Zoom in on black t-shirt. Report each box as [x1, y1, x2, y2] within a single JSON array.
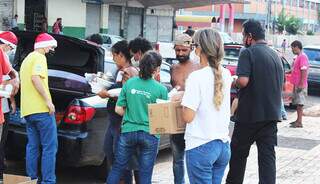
[[235, 43, 284, 123]]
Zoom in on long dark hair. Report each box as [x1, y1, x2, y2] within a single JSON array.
[[139, 51, 162, 80]]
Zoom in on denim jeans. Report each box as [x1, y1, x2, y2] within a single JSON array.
[[280, 99, 287, 119], [104, 113, 133, 184], [25, 113, 58, 184], [170, 134, 185, 184], [107, 131, 159, 184], [186, 140, 230, 184]]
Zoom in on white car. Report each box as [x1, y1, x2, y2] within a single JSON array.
[[100, 34, 124, 50]]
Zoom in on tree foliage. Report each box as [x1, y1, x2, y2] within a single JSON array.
[[276, 8, 302, 35]]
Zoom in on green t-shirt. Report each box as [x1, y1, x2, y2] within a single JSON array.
[[116, 77, 168, 134]]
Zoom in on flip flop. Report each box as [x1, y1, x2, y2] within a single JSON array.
[[289, 121, 296, 125], [289, 123, 303, 128]]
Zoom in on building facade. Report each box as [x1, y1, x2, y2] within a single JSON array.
[[0, 0, 14, 31], [13, 0, 175, 42], [176, 0, 320, 33]]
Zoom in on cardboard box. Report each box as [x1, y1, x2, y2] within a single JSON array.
[[148, 101, 186, 134], [3, 174, 37, 184]]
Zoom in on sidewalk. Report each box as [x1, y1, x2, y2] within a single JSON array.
[[152, 110, 320, 184]]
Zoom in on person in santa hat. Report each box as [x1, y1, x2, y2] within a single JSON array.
[[20, 33, 57, 184], [0, 31, 19, 183]]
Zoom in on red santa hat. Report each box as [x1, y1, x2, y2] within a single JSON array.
[[0, 31, 18, 49], [34, 33, 57, 49]]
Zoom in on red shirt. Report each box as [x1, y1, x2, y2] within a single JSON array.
[[0, 48, 12, 124]]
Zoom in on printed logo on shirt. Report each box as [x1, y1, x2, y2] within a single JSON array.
[[131, 89, 151, 99]]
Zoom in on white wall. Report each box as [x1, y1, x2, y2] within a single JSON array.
[[47, 0, 86, 27]]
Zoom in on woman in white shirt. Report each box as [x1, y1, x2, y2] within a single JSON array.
[[181, 29, 232, 184]]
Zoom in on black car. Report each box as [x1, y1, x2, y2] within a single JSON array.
[[6, 31, 170, 177], [304, 46, 320, 95]]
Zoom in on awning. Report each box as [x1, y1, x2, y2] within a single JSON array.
[[101, 0, 249, 9]]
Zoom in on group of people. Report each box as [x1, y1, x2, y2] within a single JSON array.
[[0, 30, 58, 184], [0, 17, 309, 184], [9, 14, 62, 34]]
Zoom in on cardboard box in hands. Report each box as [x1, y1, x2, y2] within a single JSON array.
[[148, 101, 186, 134]]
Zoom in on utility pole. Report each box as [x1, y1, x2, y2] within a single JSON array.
[[266, 0, 272, 34]]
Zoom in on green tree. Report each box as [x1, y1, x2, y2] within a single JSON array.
[[276, 8, 287, 33], [285, 16, 303, 35]]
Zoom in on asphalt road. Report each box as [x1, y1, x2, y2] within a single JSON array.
[[4, 94, 320, 184]]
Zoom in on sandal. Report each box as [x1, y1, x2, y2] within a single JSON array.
[[289, 121, 296, 125], [289, 123, 303, 128]]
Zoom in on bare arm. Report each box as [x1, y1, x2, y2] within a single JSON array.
[[182, 106, 196, 124], [9, 96, 16, 114], [235, 76, 249, 89], [299, 70, 307, 88], [115, 105, 125, 116]]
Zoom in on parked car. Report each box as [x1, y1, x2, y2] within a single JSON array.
[[6, 31, 170, 178], [222, 44, 294, 105], [303, 45, 320, 95], [100, 33, 124, 50]]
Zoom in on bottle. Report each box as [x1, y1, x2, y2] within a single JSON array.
[[0, 84, 13, 98]]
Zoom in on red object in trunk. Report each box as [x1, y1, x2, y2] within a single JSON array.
[[64, 105, 96, 124]]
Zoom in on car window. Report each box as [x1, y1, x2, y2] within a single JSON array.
[[281, 57, 291, 73], [304, 48, 320, 64], [102, 36, 112, 44], [160, 69, 171, 84], [104, 61, 118, 78], [220, 32, 234, 44], [224, 47, 241, 59]]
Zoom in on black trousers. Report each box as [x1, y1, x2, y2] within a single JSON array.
[[0, 113, 10, 176], [226, 121, 278, 184]]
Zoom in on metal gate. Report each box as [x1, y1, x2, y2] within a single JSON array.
[[145, 15, 173, 42], [86, 3, 101, 37], [145, 16, 158, 42], [108, 5, 121, 36], [127, 14, 142, 41]]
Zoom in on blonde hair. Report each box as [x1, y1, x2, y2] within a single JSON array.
[[193, 29, 224, 110]]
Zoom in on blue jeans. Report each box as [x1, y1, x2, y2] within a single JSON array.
[[170, 134, 185, 184], [186, 140, 230, 184], [25, 113, 58, 184], [104, 113, 133, 183], [280, 99, 287, 119], [107, 131, 159, 184]]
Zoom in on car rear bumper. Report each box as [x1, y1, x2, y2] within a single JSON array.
[[6, 125, 104, 167]]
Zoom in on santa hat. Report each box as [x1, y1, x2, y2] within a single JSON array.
[[34, 33, 57, 49], [0, 31, 18, 49]]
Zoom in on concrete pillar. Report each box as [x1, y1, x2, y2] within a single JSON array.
[[219, 4, 225, 32], [228, 3, 234, 33], [100, 4, 109, 33]]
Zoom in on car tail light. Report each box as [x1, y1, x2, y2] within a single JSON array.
[[64, 105, 96, 125]]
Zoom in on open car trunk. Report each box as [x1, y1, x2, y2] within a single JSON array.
[[11, 31, 105, 122]]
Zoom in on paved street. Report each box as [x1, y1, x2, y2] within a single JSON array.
[[4, 94, 320, 184]]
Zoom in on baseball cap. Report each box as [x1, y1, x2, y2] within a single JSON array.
[[174, 33, 192, 47]]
